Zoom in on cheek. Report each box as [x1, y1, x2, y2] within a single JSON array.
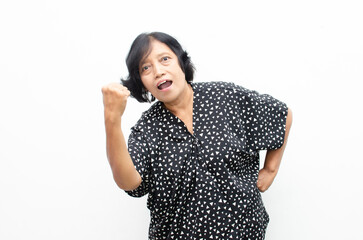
[[177, 69, 186, 82], [141, 77, 152, 90], [172, 65, 185, 80]]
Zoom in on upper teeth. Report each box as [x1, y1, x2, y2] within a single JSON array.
[[158, 80, 167, 87]]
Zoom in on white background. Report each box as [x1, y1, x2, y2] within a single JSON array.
[[1, 0, 362, 239]]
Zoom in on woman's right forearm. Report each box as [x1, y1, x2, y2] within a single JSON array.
[[104, 116, 142, 191]]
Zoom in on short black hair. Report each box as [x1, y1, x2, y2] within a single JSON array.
[[121, 32, 195, 103]]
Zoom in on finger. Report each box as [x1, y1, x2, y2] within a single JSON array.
[[116, 83, 129, 91], [120, 88, 131, 97], [119, 86, 130, 94], [110, 85, 129, 96], [120, 87, 129, 93]]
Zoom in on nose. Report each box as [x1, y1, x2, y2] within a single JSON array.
[[154, 63, 165, 79]]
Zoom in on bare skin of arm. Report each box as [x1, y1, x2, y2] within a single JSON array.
[[257, 108, 293, 192], [102, 83, 141, 191]]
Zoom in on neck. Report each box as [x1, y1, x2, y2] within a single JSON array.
[[164, 84, 193, 115]]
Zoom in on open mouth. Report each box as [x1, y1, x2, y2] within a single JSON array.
[[157, 80, 173, 90]]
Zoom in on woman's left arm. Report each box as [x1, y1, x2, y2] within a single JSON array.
[[257, 108, 293, 192]]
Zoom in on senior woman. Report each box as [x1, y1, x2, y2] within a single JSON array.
[[102, 32, 292, 240]]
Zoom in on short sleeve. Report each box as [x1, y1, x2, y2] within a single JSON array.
[[124, 128, 151, 197], [233, 84, 288, 151]]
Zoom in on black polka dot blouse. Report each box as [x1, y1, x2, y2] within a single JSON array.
[[125, 81, 288, 240]]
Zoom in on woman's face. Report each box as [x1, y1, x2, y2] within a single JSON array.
[[139, 39, 188, 104]]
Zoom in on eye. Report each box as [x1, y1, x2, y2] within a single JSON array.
[[161, 56, 170, 61], [141, 65, 150, 72]]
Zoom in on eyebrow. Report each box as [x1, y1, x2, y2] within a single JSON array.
[[156, 52, 171, 58]]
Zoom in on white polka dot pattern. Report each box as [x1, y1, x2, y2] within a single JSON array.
[[125, 81, 288, 239]]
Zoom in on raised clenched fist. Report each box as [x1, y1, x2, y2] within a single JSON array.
[[101, 83, 130, 119]]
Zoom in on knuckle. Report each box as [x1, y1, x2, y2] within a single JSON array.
[[101, 86, 108, 93]]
